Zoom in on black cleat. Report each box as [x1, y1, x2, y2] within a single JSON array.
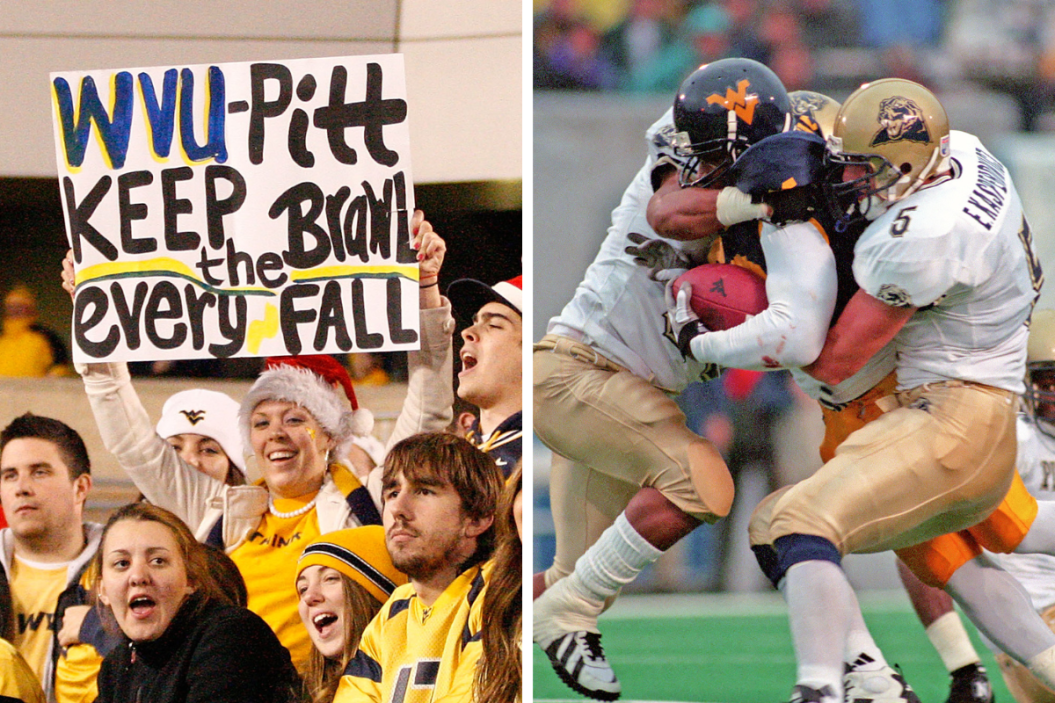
[[946, 663, 993, 703], [790, 684, 837, 703], [542, 630, 621, 701]]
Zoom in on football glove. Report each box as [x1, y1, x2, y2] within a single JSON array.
[[625, 232, 690, 283], [665, 280, 710, 359]]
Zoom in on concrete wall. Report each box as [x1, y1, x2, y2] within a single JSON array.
[[0, 375, 409, 523], [0, 0, 521, 183]]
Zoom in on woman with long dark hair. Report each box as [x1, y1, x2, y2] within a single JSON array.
[[295, 527, 406, 703], [475, 463, 523, 702]]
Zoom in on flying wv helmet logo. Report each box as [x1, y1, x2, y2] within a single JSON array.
[[706, 79, 758, 125], [180, 409, 206, 425], [871, 96, 930, 146]]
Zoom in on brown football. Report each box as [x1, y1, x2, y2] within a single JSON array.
[[672, 263, 768, 331]]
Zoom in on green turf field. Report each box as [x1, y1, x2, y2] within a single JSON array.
[[533, 591, 1013, 703]]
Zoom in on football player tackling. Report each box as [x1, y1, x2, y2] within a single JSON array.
[[532, 58, 787, 700], [692, 79, 1055, 703]]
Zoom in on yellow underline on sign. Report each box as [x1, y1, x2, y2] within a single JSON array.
[[74, 258, 273, 296], [289, 264, 419, 282]]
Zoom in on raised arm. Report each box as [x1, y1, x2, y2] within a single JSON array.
[[62, 252, 224, 528], [381, 210, 455, 451]]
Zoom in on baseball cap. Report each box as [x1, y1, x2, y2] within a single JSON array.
[[447, 275, 523, 326]]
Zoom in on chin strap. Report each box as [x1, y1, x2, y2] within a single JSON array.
[[888, 145, 945, 203]]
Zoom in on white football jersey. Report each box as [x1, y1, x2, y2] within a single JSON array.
[[547, 109, 711, 392], [688, 207, 896, 407], [691, 219, 836, 371], [852, 131, 1042, 393], [983, 413, 1055, 613]]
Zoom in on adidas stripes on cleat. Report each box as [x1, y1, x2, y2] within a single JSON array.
[[542, 630, 621, 701], [844, 653, 922, 703]]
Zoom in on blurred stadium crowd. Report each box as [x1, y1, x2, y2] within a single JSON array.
[[534, 0, 1055, 131]]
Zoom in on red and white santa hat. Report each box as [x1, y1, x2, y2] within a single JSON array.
[[447, 275, 523, 324], [239, 355, 375, 458]]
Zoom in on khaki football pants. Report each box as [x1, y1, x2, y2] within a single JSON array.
[[534, 335, 733, 587], [751, 381, 1017, 564]]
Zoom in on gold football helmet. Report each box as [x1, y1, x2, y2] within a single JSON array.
[[829, 78, 950, 206], [1027, 309, 1055, 432], [789, 90, 841, 140]]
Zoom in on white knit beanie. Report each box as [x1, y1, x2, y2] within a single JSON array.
[[239, 365, 374, 452], [156, 389, 247, 475]]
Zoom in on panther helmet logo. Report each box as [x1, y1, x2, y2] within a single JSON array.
[[706, 79, 758, 125], [871, 96, 930, 146], [792, 93, 825, 134], [792, 92, 825, 117], [179, 409, 206, 425]]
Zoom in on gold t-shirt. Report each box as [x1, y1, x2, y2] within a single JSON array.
[[0, 637, 45, 703], [10, 555, 69, 682], [54, 640, 104, 703], [230, 494, 321, 673]]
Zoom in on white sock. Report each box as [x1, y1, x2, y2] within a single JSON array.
[[845, 603, 889, 671], [947, 557, 1055, 663], [1028, 644, 1055, 691], [534, 514, 664, 645], [783, 561, 854, 700], [925, 611, 981, 673], [574, 512, 664, 601]]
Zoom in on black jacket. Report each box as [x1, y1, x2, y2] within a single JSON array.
[[95, 596, 301, 703]]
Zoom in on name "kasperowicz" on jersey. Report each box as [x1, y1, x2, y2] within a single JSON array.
[[963, 147, 1008, 231]]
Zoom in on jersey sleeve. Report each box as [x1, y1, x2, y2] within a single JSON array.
[[334, 611, 386, 703], [852, 205, 978, 308], [690, 220, 838, 370]]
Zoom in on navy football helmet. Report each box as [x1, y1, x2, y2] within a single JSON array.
[[729, 131, 843, 226], [672, 58, 792, 189]]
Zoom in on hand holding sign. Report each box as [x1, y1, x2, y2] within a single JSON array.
[[413, 210, 446, 311], [62, 250, 76, 299], [51, 54, 419, 364]]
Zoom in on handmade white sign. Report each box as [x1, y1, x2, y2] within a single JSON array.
[[51, 54, 419, 363]]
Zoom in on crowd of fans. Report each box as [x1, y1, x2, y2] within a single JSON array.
[[534, 0, 1055, 130], [0, 212, 523, 702]]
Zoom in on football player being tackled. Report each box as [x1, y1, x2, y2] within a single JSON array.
[[532, 58, 784, 701], [660, 90, 925, 703], [670, 78, 1055, 703]]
